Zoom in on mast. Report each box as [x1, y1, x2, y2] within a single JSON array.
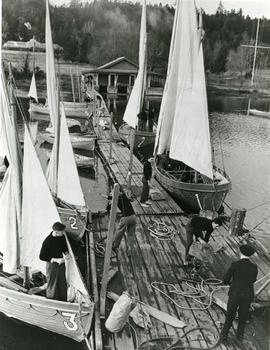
[[53, 73, 61, 196], [70, 67, 76, 104]]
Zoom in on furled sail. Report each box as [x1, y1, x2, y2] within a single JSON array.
[[28, 73, 38, 102], [45, 0, 57, 129], [47, 103, 86, 207], [154, 0, 213, 179], [123, 0, 147, 128], [0, 69, 22, 273]]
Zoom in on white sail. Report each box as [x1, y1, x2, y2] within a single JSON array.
[[0, 70, 22, 273], [155, 0, 213, 179], [154, 0, 181, 155], [45, 0, 58, 129], [47, 103, 86, 207], [28, 73, 38, 102], [21, 127, 91, 303], [21, 126, 59, 274], [123, 0, 147, 128]]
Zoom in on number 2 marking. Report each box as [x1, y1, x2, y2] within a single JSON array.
[[68, 216, 78, 230], [62, 312, 78, 331]]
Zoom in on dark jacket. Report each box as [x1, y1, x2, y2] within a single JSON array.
[[187, 216, 213, 243], [223, 258, 258, 297], [143, 160, 152, 181], [39, 232, 68, 262], [118, 193, 135, 217]]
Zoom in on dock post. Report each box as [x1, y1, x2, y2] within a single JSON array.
[[100, 183, 120, 318], [109, 112, 114, 164], [229, 208, 246, 236]]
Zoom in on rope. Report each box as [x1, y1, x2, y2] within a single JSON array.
[[150, 277, 223, 311], [136, 326, 220, 350], [246, 200, 270, 212], [248, 213, 270, 233], [147, 219, 177, 240]]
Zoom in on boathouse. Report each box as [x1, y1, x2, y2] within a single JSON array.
[[83, 56, 165, 95]]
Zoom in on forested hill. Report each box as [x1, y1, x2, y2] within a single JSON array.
[[2, 0, 270, 74]]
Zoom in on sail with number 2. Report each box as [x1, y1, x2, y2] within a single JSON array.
[[154, 0, 231, 213]]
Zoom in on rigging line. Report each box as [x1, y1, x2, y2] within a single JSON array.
[[246, 200, 270, 212], [218, 130, 225, 172], [248, 214, 270, 233]]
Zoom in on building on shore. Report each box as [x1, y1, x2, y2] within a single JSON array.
[[82, 56, 165, 96]]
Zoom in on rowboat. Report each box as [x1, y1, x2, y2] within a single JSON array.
[[41, 131, 96, 151], [29, 101, 91, 119], [153, 0, 231, 213], [249, 108, 270, 119], [47, 150, 95, 168], [118, 123, 156, 148]]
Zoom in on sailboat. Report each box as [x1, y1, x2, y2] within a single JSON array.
[[42, 0, 90, 239], [154, 0, 231, 213], [0, 67, 94, 345], [118, 0, 156, 149]]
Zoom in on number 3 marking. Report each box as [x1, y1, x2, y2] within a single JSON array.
[[68, 216, 78, 230], [62, 312, 78, 331]]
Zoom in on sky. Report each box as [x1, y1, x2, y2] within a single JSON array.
[[50, 0, 270, 19]]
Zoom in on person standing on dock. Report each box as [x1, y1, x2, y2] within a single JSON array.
[[140, 158, 152, 207], [108, 190, 137, 253], [219, 244, 257, 344], [39, 222, 69, 301], [184, 216, 223, 265]]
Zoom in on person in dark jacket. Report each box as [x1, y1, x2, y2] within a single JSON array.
[[140, 158, 152, 207], [219, 244, 257, 344], [39, 222, 68, 301], [137, 110, 147, 131], [108, 190, 137, 252], [184, 216, 223, 265]]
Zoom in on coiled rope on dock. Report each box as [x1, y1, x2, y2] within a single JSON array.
[[150, 277, 223, 311], [147, 219, 178, 240], [135, 326, 221, 350]]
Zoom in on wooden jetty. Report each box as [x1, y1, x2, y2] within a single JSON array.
[[90, 116, 270, 350]]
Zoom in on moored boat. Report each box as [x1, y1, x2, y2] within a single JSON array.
[[118, 122, 156, 148], [29, 101, 91, 119], [41, 131, 96, 151], [153, 0, 231, 213], [249, 108, 270, 118]]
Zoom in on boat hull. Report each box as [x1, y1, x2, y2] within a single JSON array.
[[41, 132, 96, 151], [118, 123, 156, 148], [154, 162, 231, 213], [249, 109, 270, 118], [29, 102, 90, 119], [0, 286, 94, 342]]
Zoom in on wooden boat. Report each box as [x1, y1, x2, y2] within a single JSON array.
[[0, 54, 94, 346], [249, 108, 270, 119], [118, 0, 156, 149], [118, 122, 156, 148], [29, 101, 91, 119], [41, 131, 96, 151], [47, 150, 95, 168], [153, 0, 231, 213]]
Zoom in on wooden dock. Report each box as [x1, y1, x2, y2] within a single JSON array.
[[92, 117, 270, 350]]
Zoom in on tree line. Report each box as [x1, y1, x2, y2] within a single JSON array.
[[2, 0, 270, 75]]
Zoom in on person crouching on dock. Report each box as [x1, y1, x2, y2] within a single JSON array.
[[184, 216, 223, 265], [39, 222, 69, 301]]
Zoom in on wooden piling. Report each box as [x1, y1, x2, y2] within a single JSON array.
[[229, 208, 246, 236]]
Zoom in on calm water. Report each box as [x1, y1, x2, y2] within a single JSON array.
[[1, 91, 270, 349]]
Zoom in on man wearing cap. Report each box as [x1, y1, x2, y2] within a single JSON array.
[[184, 216, 223, 265], [219, 244, 258, 344], [39, 222, 69, 301]]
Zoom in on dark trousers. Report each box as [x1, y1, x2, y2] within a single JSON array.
[[46, 262, 67, 302], [140, 176, 149, 203], [221, 292, 252, 339], [113, 214, 137, 250], [185, 223, 195, 261]]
